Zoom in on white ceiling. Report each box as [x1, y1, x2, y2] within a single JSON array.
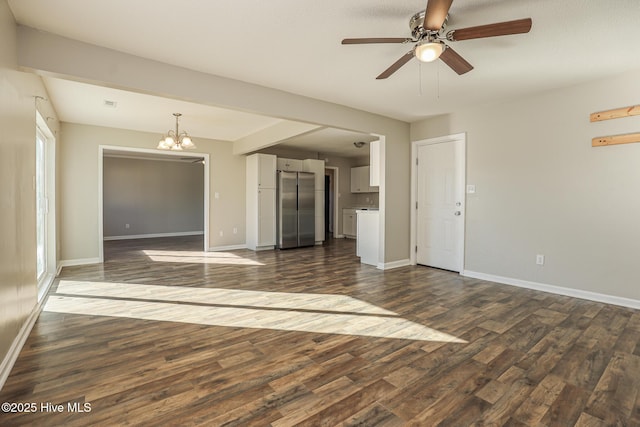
[[42, 77, 284, 141], [9, 0, 640, 152]]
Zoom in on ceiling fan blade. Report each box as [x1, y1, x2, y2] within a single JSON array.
[[376, 51, 414, 79], [439, 46, 473, 75], [449, 18, 532, 41], [424, 0, 454, 31], [342, 38, 412, 45]]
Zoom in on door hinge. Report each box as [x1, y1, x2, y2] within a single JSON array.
[[415, 201, 418, 209], [415, 245, 418, 253], [416, 157, 419, 166]]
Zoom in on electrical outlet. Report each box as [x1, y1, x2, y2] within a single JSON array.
[[536, 254, 545, 265], [233, 227, 237, 234], [219, 231, 223, 237], [125, 223, 130, 229]]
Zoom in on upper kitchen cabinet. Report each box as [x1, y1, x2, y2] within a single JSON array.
[[350, 166, 378, 193], [277, 158, 303, 172], [254, 154, 277, 189]]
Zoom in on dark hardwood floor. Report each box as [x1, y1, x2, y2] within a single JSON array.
[[1, 236, 639, 426]]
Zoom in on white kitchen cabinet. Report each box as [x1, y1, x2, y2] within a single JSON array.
[[303, 159, 325, 191], [357, 210, 379, 266], [277, 158, 303, 172], [257, 189, 276, 246], [342, 208, 357, 238], [303, 159, 326, 244], [350, 166, 378, 193], [246, 154, 276, 250]]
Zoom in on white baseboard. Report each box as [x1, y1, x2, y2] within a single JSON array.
[[378, 259, 411, 270], [462, 270, 640, 310], [104, 231, 204, 241], [56, 264, 62, 276], [208, 244, 247, 252], [59, 257, 101, 267], [335, 234, 345, 239], [0, 301, 42, 391]]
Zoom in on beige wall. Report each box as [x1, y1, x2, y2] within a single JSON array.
[[411, 69, 640, 301], [0, 0, 59, 372], [103, 157, 204, 238], [60, 123, 245, 262], [18, 26, 412, 264]]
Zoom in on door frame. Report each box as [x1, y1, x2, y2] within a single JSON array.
[[410, 132, 466, 270], [324, 166, 340, 238], [98, 145, 210, 263]]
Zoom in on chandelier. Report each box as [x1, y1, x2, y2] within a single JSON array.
[[157, 113, 196, 150]]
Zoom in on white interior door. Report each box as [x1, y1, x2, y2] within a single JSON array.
[[416, 139, 465, 271]]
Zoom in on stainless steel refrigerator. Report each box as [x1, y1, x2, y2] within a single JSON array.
[[277, 171, 315, 249]]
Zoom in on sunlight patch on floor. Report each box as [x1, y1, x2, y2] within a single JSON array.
[[48, 281, 467, 343], [56, 280, 396, 315], [141, 250, 264, 266]]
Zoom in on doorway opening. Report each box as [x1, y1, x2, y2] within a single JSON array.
[[98, 145, 210, 262]]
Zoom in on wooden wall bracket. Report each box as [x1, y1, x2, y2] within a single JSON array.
[[592, 133, 640, 147], [590, 105, 640, 122]]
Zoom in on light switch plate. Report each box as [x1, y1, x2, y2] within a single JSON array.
[[466, 185, 476, 194]]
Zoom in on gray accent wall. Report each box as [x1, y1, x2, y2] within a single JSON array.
[[103, 157, 204, 238]]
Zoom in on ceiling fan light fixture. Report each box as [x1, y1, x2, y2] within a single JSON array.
[[415, 40, 445, 62]]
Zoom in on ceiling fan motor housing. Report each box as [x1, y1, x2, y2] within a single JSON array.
[[410, 11, 448, 40]]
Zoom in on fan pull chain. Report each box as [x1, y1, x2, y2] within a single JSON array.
[[419, 62, 423, 96], [437, 61, 440, 100]]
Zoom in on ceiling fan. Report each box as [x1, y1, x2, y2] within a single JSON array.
[[342, 0, 532, 79]]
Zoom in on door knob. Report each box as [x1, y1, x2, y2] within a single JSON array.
[[454, 211, 461, 216]]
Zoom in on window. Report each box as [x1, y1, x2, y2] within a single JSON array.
[[36, 127, 47, 281]]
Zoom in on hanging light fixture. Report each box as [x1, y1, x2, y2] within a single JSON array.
[[157, 113, 196, 151]]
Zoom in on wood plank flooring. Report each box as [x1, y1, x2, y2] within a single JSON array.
[[1, 236, 639, 426]]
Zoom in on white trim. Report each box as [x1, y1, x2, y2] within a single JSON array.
[[35, 111, 57, 303], [410, 132, 466, 271], [462, 270, 640, 310], [325, 166, 340, 239], [60, 257, 101, 267], [0, 302, 42, 391], [378, 259, 411, 270], [37, 273, 55, 303], [376, 135, 386, 269], [208, 244, 248, 252], [104, 231, 204, 241], [56, 265, 63, 276], [335, 234, 345, 239], [98, 145, 211, 263]]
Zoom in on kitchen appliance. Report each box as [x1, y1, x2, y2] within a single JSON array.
[[277, 171, 315, 249]]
